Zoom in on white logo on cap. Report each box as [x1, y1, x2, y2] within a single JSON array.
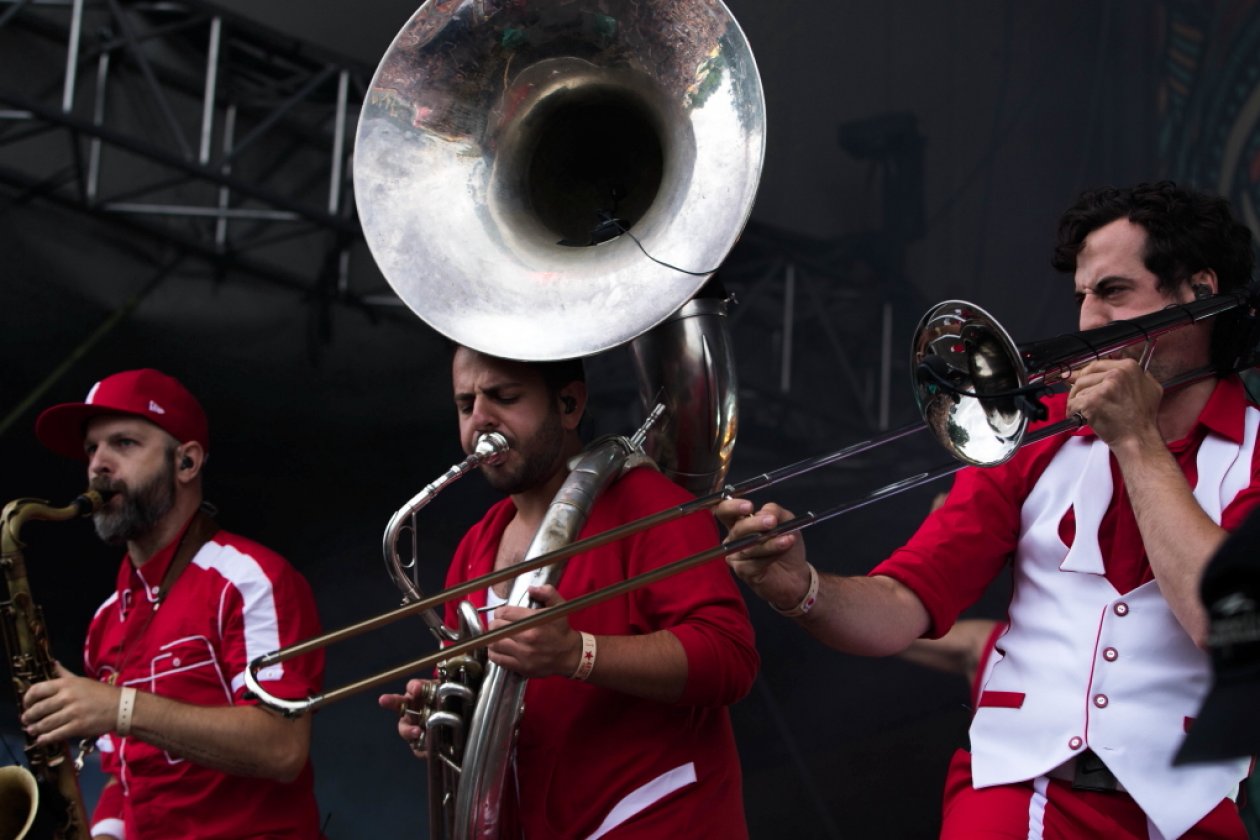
[[149, 400, 166, 415], [85, 382, 101, 404]]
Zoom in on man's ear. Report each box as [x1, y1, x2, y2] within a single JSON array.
[[175, 442, 206, 482], [558, 382, 587, 430], [1188, 269, 1219, 301]]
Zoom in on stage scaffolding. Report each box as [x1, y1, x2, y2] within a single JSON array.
[[0, 0, 920, 447], [0, 0, 370, 299]]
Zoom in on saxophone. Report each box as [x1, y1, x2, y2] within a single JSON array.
[[0, 492, 105, 840]]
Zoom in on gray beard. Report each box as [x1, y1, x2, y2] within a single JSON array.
[[91, 464, 176, 546]]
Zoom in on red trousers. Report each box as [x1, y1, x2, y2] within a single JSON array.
[[940, 750, 1246, 840]]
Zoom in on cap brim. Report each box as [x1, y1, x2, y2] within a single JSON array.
[[34, 403, 129, 460], [1174, 675, 1260, 764]]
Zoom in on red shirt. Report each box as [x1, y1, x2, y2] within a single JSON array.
[[445, 466, 758, 838], [85, 517, 324, 839], [875, 376, 1260, 638]]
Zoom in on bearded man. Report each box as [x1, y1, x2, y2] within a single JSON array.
[[21, 368, 325, 839], [380, 345, 759, 838]]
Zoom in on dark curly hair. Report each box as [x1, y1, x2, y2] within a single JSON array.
[[1052, 181, 1253, 291], [1051, 181, 1256, 370]]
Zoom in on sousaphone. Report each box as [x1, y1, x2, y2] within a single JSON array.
[[353, 1, 764, 837], [355, 0, 765, 361]]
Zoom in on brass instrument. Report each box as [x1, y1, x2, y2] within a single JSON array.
[[348, 0, 762, 833], [383, 432, 510, 639], [251, 295, 741, 839], [449, 415, 663, 840], [243, 291, 1259, 724], [353, 0, 765, 363], [0, 765, 39, 840], [1, 492, 106, 840], [378, 431, 510, 840], [260, 0, 1257, 835]]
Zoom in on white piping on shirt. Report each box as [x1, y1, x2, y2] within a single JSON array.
[[584, 761, 698, 840]]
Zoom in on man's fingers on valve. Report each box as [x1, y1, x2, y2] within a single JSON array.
[[400, 712, 427, 757], [379, 688, 430, 756]]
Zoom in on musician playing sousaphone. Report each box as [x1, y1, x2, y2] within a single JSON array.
[[720, 182, 1260, 839], [20, 369, 324, 839], [353, 0, 766, 831], [379, 346, 759, 838]]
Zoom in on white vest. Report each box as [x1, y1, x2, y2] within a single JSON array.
[[969, 411, 1258, 840]]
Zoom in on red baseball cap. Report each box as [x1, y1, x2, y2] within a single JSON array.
[[35, 369, 210, 460]]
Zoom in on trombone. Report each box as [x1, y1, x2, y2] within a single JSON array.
[[245, 291, 1257, 716]]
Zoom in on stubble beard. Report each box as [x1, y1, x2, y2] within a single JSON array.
[[481, 413, 567, 496], [91, 461, 177, 546]]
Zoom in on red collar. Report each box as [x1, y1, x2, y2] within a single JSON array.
[[1062, 374, 1252, 445], [1194, 375, 1252, 444], [116, 511, 198, 613]]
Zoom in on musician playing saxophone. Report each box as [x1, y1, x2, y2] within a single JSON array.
[[379, 346, 759, 838], [20, 369, 324, 839], [719, 181, 1260, 840]]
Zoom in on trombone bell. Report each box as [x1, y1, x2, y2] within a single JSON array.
[[913, 301, 1028, 467], [912, 293, 1255, 467]]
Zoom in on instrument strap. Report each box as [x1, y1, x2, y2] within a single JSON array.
[[106, 507, 220, 688], [155, 506, 219, 609]]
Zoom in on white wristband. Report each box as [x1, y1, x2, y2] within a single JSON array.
[[771, 563, 819, 618], [571, 632, 597, 681], [116, 686, 137, 736]]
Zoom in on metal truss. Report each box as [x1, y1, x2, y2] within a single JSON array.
[[0, 0, 373, 300], [0, 0, 922, 449], [725, 257, 895, 434], [713, 223, 927, 463]]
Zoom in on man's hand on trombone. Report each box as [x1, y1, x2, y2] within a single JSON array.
[[716, 498, 932, 656], [1064, 358, 1164, 450], [487, 585, 583, 679], [715, 499, 812, 613]]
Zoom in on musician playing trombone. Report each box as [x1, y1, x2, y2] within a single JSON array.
[[380, 346, 759, 838], [19, 369, 324, 839], [719, 181, 1260, 840]]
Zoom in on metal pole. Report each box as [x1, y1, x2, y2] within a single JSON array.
[[328, 68, 348, 215], [86, 51, 109, 203], [198, 16, 221, 165], [60, 0, 83, 113], [780, 262, 796, 393], [215, 104, 236, 250], [880, 300, 893, 430]]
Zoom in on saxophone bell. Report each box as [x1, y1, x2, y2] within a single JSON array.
[[2, 492, 97, 839], [0, 765, 38, 840]]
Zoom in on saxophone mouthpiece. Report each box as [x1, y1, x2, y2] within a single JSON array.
[[78, 488, 116, 514]]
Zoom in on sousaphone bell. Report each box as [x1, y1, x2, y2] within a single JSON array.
[[354, 0, 766, 360]]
